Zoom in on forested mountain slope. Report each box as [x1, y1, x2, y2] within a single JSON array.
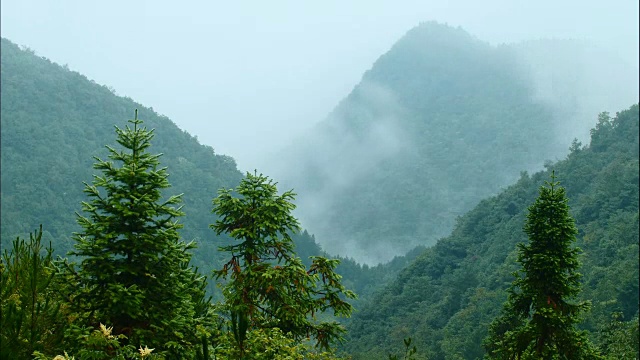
[[270, 22, 634, 264], [343, 104, 639, 359], [0, 38, 407, 298], [0, 38, 246, 275]]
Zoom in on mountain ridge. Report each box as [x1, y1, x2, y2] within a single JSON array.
[[343, 103, 639, 359], [1, 37, 243, 290], [0, 37, 405, 299], [271, 22, 565, 263]]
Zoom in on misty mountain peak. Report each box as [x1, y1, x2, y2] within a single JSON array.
[[268, 23, 634, 264]]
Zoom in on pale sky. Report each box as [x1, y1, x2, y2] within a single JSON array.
[[2, 0, 638, 171]]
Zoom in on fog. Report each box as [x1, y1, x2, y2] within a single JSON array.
[[2, 1, 639, 263], [268, 79, 411, 258], [2, 0, 638, 172], [271, 37, 640, 263]]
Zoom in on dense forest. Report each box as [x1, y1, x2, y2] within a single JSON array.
[[1, 20, 638, 360], [2, 113, 359, 359], [0, 37, 399, 300], [0, 37, 241, 270], [344, 105, 639, 359]]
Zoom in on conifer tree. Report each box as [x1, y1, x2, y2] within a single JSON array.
[[0, 226, 66, 359], [211, 171, 356, 355], [483, 172, 601, 359], [69, 111, 209, 358]]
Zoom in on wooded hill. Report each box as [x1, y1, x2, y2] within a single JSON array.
[[270, 22, 635, 264], [1, 23, 638, 359], [0, 37, 411, 300], [0, 38, 244, 278], [343, 104, 639, 359]]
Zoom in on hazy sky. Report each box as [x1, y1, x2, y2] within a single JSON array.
[[2, 0, 638, 171]]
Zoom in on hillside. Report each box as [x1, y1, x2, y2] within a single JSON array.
[[270, 23, 557, 264], [0, 38, 405, 299], [343, 104, 639, 359], [269, 22, 635, 264], [1, 26, 637, 359], [0, 38, 248, 275]]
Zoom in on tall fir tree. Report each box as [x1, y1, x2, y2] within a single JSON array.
[[210, 171, 356, 356], [68, 111, 210, 359], [483, 172, 601, 359]]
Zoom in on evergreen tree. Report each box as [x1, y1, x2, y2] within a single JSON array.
[[0, 226, 66, 359], [210, 172, 356, 356], [483, 172, 601, 359], [68, 111, 210, 358]]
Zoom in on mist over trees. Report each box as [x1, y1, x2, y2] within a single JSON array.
[[0, 37, 400, 305], [1, 18, 638, 359], [344, 105, 639, 359], [268, 22, 636, 264], [3, 103, 636, 359]]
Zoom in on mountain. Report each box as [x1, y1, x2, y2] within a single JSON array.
[[0, 38, 248, 282], [0, 37, 404, 299], [268, 22, 637, 264], [2, 24, 637, 359], [343, 104, 639, 359]]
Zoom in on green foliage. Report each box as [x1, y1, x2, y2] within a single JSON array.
[[33, 323, 164, 360], [344, 104, 639, 359], [0, 38, 243, 295], [212, 327, 348, 359], [2, 34, 637, 360], [388, 338, 418, 360], [2, 36, 370, 304], [293, 230, 426, 311], [483, 173, 600, 359], [596, 313, 639, 359], [0, 38, 372, 355], [65, 113, 211, 359], [0, 226, 67, 359], [211, 172, 356, 354]]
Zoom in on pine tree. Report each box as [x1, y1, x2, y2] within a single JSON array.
[[483, 172, 601, 359], [68, 111, 210, 358], [0, 226, 66, 359], [210, 171, 356, 355]]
